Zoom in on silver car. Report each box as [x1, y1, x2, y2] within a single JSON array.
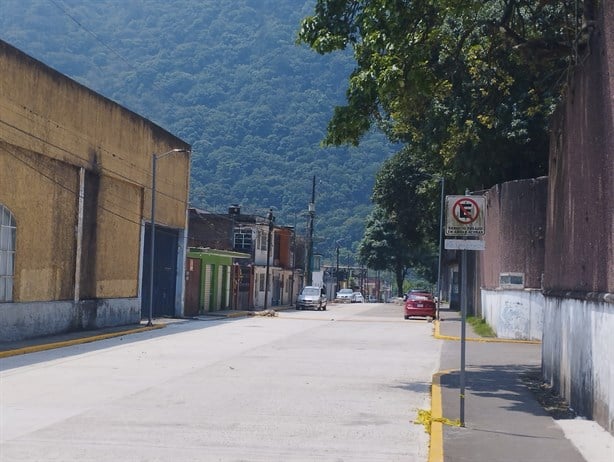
[[351, 292, 364, 303], [296, 286, 327, 310], [336, 288, 354, 302]]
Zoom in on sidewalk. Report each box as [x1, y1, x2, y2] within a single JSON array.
[[0, 307, 290, 357], [431, 306, 614, 462]]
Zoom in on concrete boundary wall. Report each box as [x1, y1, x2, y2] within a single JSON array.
[[540, 0, 614, 435], [542, 296, 614, 434], [0, 299, 140, 342], [481, 289, 544, 341]]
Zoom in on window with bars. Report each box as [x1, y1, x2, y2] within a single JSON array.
[[257, 229, 268, 251], [0, 205, 16, 302], [234, 228, 253, 251]]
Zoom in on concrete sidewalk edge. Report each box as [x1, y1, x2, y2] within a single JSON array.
[[1, 307, 293, 358], [429, 369, 461, 462], [430, 371, 445, 462], [433, 320, 541, 344], [0, 324, 165, 358]]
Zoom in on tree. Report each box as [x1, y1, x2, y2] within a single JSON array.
[[358, 204, 437, 296], [357, 206, 411, 296], [298, 0, 580, 189], [371, 145, 440, 243]]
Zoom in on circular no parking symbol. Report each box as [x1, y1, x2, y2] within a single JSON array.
[[452, 197, 480, 224]]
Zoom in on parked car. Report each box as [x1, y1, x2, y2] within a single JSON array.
[[351, 292, 364, 303], [336, 288, 354, 302], [404, 292, 436, 320], [403, 289, 434, 301], [367, 295, 377, 303], [296, 286, 327, 311]]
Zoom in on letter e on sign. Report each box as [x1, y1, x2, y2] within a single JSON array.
[[445, 195, 485, 236]]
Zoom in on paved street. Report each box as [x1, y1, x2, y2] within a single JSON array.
[[0, 303, 441, 461]]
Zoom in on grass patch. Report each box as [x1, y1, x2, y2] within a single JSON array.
[[467, 316, 496, 337]]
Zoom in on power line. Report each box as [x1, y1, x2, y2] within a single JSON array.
[[1, 145, 186, 240], [2, 144, 140, 226], [46, 0, 171, 97], [47, 0, 136, 71], [7, 1, 200, 214], [0, 105, 188, 206]]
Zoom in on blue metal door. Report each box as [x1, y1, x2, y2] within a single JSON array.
[[142, 224, 178, 318]]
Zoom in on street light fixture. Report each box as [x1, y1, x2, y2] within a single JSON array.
[[148, 148, 190, 326]]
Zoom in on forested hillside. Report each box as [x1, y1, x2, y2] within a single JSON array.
[[0, 0, 395, 262]]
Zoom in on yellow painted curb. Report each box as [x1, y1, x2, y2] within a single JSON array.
[[433, 320, 541, 344], [430, 371, 445, 462], [0, 324, 165, 358]]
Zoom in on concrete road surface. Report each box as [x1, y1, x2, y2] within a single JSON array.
[[0, 302, 441, 461]]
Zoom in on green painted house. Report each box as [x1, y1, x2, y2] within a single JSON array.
[[185, 248, 250, 316]]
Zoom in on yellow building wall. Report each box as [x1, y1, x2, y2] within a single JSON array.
[[0, 40, 190, 303], [0, 144, 77, 301], [79, 173, 143, 299], [0, 41, 190, 227]]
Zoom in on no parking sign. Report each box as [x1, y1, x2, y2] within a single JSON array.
[[445, 195, 485, 237]]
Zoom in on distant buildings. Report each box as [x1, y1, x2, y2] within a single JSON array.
[[186, 206, 302, 314]]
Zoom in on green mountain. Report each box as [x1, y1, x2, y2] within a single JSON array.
[[0, 0, 395, 262]]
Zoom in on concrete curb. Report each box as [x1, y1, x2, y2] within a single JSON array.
[[433, 320, 541, 344], [429, 369, 462, 462], [0, 324, 165, 359], [429, 371, 445, 462]]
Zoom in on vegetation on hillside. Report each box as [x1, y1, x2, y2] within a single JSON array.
[[0, 0, 396, 263]]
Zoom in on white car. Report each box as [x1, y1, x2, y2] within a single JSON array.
[[336, 288, 354, 302], [351, 292, 364, 303]]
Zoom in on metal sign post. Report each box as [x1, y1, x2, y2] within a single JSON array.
[[444, 194, 485, 427], [460, 247, 467, 426]]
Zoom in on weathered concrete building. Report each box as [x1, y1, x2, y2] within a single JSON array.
[[0, 40, 190, 341], [541, 1, 614, 435]]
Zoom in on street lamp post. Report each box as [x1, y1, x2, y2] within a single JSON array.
[[436, 176, 445, 321], [264, 208, 274, 310], [148, 148, 189, 326]]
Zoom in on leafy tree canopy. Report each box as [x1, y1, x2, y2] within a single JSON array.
[[299, 0, 581, 281], [298, 0, 580, 189]]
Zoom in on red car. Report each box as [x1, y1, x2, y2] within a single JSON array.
[[404, 292, 436, 320]]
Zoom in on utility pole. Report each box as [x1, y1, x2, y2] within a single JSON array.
[[289, 214, 297, 306], [306, 175, 315, 286], [264, 208, 274, 310], [335, 240, 341, 292]]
